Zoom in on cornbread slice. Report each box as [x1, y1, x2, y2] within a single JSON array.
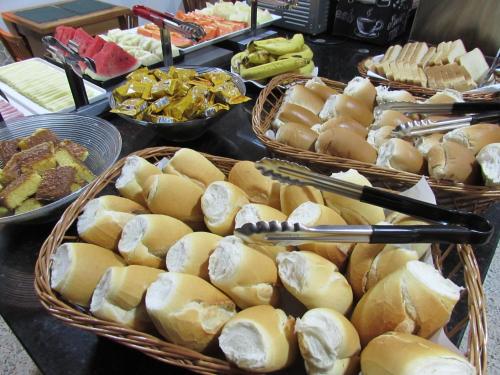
[[0, 140, 19, 165], [15, 198, 43, 215], [71, 183, 82, 192], [0, 172, 42, 209], [58, 140, 89, 161], [54, 147, 95, 184], [0, 206, 9, 217], [2, 142, 56, 183], [18, 128, 59, 150], [36, 166, 77, 201]]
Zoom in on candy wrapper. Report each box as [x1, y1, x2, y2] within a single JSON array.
[[110, 98, 148, 117]]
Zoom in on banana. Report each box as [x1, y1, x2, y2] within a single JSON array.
[[240, 58, 309, 81], [297, 61, 315, 75], [231, 51, 249, 73], [278, 44, 313, 60], [244, 50, 271, 65], [252, 34, 304, 56]]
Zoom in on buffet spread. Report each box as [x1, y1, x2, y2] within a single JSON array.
[[0, 1, 499, 375]]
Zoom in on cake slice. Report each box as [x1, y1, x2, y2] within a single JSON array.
[[36, 166, 77, 201], [2, 142, 56, 183], [18, 128, 59, 150], [457, 48, 489, 82], [54, 147, 95, 184], [0, 172, 42, 209], [58, 140, 89, 161], [15, 198, 43, 215], [0, 139, 19, 165]]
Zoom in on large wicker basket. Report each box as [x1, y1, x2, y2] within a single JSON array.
[[252, 73, 500, 213], [35, 147, 487, 374], [357, 57, 499, 101]]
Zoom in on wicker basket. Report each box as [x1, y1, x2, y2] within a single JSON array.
[[357, 57, 499, 101], [34, 147, 488, 374], [252, 73, 500, 213]]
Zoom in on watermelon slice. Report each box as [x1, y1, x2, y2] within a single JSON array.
[[54, 25, 75, 45], [72, 28, 93, 53], [81, 36, 106, 58], [88, 42, 140, 80]]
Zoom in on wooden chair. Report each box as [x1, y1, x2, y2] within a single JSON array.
[[0, 29, 32, 61]]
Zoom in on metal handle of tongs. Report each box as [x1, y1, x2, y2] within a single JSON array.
[[242, 158, 493, 245], [375, 101, 500, 117]]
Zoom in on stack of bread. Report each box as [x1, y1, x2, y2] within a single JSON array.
[[49, 148, 474, 374], [367, 39, 490, 91], [270, 76, 500, 187]]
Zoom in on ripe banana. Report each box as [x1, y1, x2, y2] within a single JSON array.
[[244, 50, 271, 65], [231, 51, 248, 73], [278, 44, 313, 60], [252, 34, 304, 56], [240, 58, 309, 81]]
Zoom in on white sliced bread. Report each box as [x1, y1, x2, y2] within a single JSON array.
[[457, 47, 489, 82]]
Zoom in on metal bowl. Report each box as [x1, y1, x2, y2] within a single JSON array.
[[0, 114, 122, 225], [109, 66, 247, 142]]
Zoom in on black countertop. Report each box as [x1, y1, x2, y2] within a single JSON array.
[[0, 34, 498, 375]]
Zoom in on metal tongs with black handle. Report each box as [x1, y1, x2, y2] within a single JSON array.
[[234, 159, 493, 246]]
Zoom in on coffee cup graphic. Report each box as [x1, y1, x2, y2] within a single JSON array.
[[355, 17, 384, 38]]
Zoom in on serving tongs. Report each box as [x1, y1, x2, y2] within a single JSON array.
[[234, 159, 493, 245], [375, 101, 500, 117], [132, 5, 205, 66], [392, 111, 500, 137]]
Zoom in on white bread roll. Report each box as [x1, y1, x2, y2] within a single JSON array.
[[50, 243, 125, 307], [361, 332, 475, 375], [371, 110, 411, 130], [443, 123, 500, 155], [305, 77, 339, 101], [145, 272, 236, 352], [316, 128, 378, 164], [235, 203, 288, 260], [414, 133, 443, 157], [277, 251, 353, 314], [144, 174, 204, 226], [77, 196, 147, 250], [343, 76, 376, 110], [280, 184, 324, 216], [296, 308, 360, 375], [375, 86, 416, 105], [425, 89, 464, 104], [284, 84, 325, 115], [276, 121, 318, 150], [319, 94, 374, 126], [201, 181, 249, 235], [317, 116, 368, 138], [228, 160, 281, 209], [377, 138, 425, 174], [115, 156, 162, 206], [367, 126, 396, 150], [166, 232, 222, 280], [90, 265, 162, 330], [273, 102, 322, 129], [477, 143, 500, 186], [288, 202, 351, 269], [351, 260, 461, 346], [323, 169, 385, 225], [427, 141, 479, 184], [118, 214, 192, 268], [219, 305, 297, 372], [162, 148, 225, 188], [208, 236, 279, 309], [347, 243, 386, 300]]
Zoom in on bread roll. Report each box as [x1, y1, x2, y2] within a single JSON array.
[[145, 272, 236, 352], [276, 122, 318, 150], [201, 181, 249, 235], [235, 203, 288, 260], [477, 143, 500, 186], [305, 77, 339, 101], [228, 160, 281, 209], [317, 116, 368, 138], [144, 174, 204, 226], [377, 138, 425, 174], [77, 195, 147, 250], [284, 84, 324, 115], [361, 332, 475, 375], [427, 141, 479, 184], [277, 251, 353, 314], [319, 94, 374, 126], [372, 110, 411, 130], [166, 232, 222, 280], [118, 214, 192, 268], [273, 102, 322, 129], [115, 156, 162, 206], [443, 123, 500, 155], [414, 133, 443, 157], [208, 236, 279, 308], [351, 260, 461, 346], [375, 86, 416, 105], [162, 148, 225, 188], [323, 169, 385, 225], [367, 126, 396, 150], [280, 184, 324, 216], [288, 202, 351, 269], [343, 77, 376, 110], [90, 265, 162, 330], [425, 89, 464, 104], [316, 128, 378, 164], [50, 243, 125, 307], [219, 305, 297, 372], [347, 243, 386, 300], [296, 308, 361, 375]]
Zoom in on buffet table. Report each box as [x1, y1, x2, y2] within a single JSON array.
[[0, 36, 498, 375]]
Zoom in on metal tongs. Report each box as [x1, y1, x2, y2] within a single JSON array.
[[234, 159, 493, 245], [375, 101, 500, 117]]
